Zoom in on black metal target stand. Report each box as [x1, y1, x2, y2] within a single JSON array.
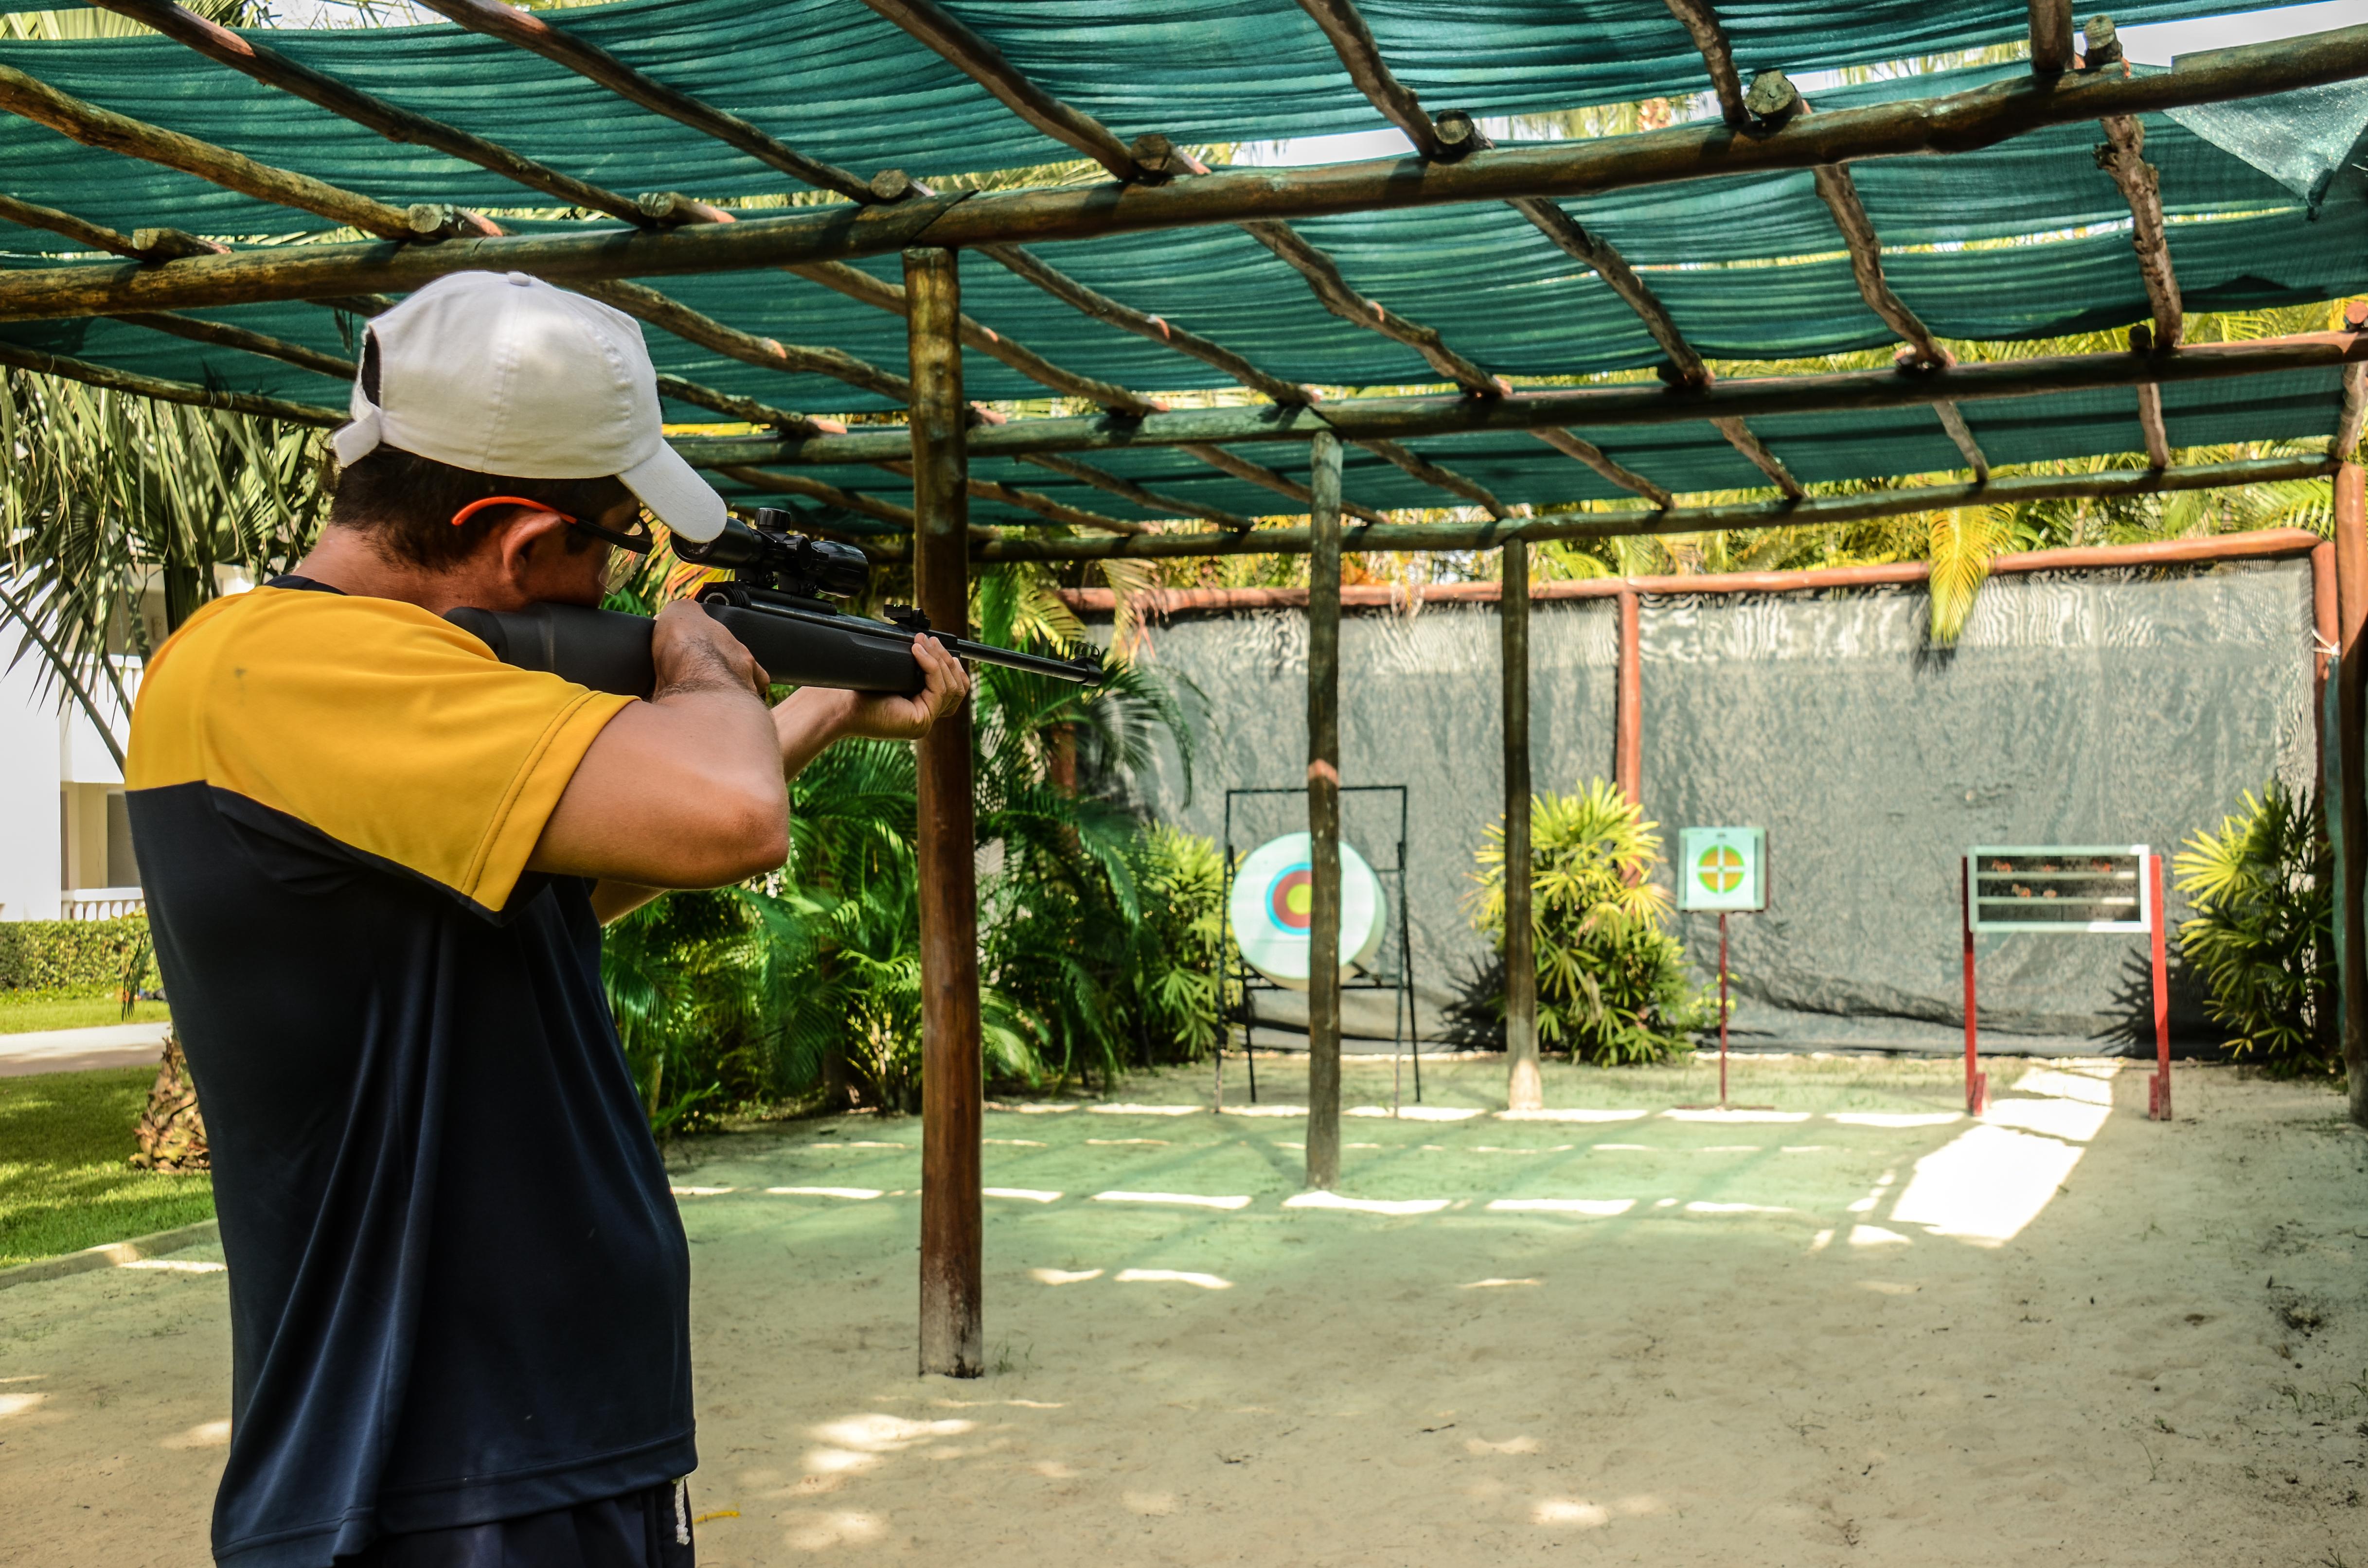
[[1218, 785, 1422, 1110]]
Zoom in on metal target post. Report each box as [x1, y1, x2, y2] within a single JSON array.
[[1678, 827, 1765, 1108]]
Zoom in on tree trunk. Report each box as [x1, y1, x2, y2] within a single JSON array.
[[130, 1027, 207, 1172]]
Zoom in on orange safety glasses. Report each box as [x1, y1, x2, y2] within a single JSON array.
[[449, 495, 658, 592]]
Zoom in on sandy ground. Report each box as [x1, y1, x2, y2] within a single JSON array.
[[4, 1054, 2366, 1567]]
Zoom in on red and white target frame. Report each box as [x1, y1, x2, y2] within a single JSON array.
[[1960, 846, 2172, 1119]]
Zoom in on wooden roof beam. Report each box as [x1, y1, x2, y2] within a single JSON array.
[[978, 242, 1315, 405], [82, 0, 651, 226], [0, 192, 247, 272], [1530, 429, 1675, 508], [785, 258, 1163, 417], [2097, 114, 2183, 349], [98, 289, 855, 442], [15, 27, 2368, 320], [1711, 417, 1805, 499], [1934, 401, 1991, 481], [714, 465, 920, 531], [1239, 218, 1510, 397], [0, 63, 496, 242], [671, 331, 2368, 465], [0, 192, 147, 259], [980, 235, 1507, 515], [409, 0, 877, 203], [575, 277, 913, 404], [1662, 0, 1749, 128], [1509, 195, 1709, 388], [858, 0, 1146, 181], [1293, 0, 1489, 161], [653, 376, 847, 440], [1353, 438, 1508, 516], [1182, 442, 1392, 527], [976, 454, 2336, 561], [115, 310, 354, 379], [874, 458, 1148, 533], [0, 337, 341, 423], [1015, 453, 1258, 531], [1812, 162, 1952, 370]]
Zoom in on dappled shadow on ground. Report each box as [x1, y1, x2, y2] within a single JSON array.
[[3, 1057, 2363, 1567]]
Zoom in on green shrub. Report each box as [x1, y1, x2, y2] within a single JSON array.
[[2173, 779, 2338, 1076], [0, 916, 158, 998], [1470, 778, 1709, 1065]]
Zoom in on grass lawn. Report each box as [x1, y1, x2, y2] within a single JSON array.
[[0, 1065, 213, 1269], [0, 996, 171, 1035]]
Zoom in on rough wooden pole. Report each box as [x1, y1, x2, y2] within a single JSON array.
[[1503, 541, 1542, 1111], [2315, 539, 2338, 786], [908, 246, 984, 1377], [2335, 460, 2368, 1128], [2030, 0, 2076, 73], [1616, 587, 1643, 805], [1305, 429, 1345, 1190]]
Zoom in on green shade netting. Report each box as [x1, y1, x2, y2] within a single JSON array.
[[0, 4, 2362, 528], [0, 1, 2269, 237]]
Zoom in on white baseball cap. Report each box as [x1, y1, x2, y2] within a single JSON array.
[[331, 270, 728, 543]]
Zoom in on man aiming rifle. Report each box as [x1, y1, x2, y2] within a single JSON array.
[[125, 271, 969, 1568]]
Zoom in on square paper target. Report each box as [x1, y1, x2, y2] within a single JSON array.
[[1678, 827, 1766, 913]]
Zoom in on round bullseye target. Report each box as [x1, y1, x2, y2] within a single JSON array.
[[1229, 832, 1387, 989]]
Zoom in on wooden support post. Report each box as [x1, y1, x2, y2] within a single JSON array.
[[2335, 460, 2368, 1128], [1616, 587, 1642, 805], [1306, 429, 1345, 1191], [907, 247, 984, 1378], [2030, 0, 2076, 74], [1503, 541, 1542, 1111], [2315, 539, 2339, 786], [2132, 325, 2173, 469]]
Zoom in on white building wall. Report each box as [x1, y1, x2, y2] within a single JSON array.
[[0, 654, 140, 921], [0, 655, 67, 921]]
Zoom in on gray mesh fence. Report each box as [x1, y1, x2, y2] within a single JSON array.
[[1104, 559, 2316, 1056]]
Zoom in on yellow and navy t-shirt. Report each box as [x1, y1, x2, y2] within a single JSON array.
[[126, 579, 694, 1568]]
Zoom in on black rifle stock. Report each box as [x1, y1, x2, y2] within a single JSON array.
[[445, 507, 1101, 698]]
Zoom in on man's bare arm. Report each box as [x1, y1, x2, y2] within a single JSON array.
[[530, 602, 787, 893], [566, 622, 973, 924]]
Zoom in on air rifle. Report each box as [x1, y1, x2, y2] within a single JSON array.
[[447, 506, 1103, 698]]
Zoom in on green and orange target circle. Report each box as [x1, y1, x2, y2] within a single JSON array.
[[1696, 843, 1746, 894]]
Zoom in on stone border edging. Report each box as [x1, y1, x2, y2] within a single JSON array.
[[0, 1217, 219, 1293]]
